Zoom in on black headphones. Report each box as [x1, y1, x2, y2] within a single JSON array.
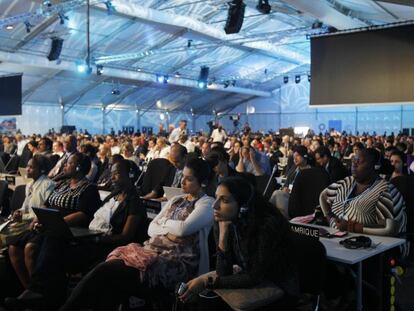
[[340, 236, 372, 249], [238, 183, 255, 218]]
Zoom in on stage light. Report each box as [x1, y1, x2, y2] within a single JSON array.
[[256, 0, 271, 14], [187, 40, 193, 48], [137, 68, 142, 72], [24, 21, 33, 33], [308, 74, 311, 82], [77, 63, 87, 73], [295, 75, 301, 84], [5, 25, 14, 30], [231, 80, 236, 87], [76, 60, 92, 74], [156, 74, 169, 84], [156, 100, 162, 108], [60, 104, 64, 110], [223, 81, 230, 88], [47, 37, 64, 61], [283, 76, 289, 84], [104, 1, 116, 15], [111, 89, 120, 95], [224, 0, 246, 34], [197, 66, 209, 89], [96, 65, 104, 76], [58, 12, 69, 25], [156, 75, 164, 83], [174, 72, 181, 78], [312, 21, 323, 29], [43, 0, 52, 7], [198, 81, 206, 89]]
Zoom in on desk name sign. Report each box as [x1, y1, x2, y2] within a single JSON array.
[[5, 175, 16, 186], [290, 223, 319, 240]]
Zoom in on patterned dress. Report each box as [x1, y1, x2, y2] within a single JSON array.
[[108, 197, 200, 290], [326, 176, 407, 235]]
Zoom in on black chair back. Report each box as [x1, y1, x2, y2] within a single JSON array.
[[288, 168, 330, 219], [290, 233, 327, 295], [10, 184, 26, 212], [0, 180, 9, 216], [391, 175, 414, 236], [5, 155, 20, 174]]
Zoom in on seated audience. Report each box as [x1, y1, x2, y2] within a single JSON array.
[[319, 148, 406, 236], [314, 146, 348, 183], [180, 176, 298, 304], [121, 142, 140, 166], [236, 146, 266, 176], [96, 154, 124, 191], [141, 143, 187, 199], [60, 158, 214, 311], [1, 155, 55, 250], [389, 150, 407, 180], [7, 152, 101, 290], [48, 135, 77, 180], [5, 159, 147, 309], [154, 137, 170, 159], [144, 137, 157, 162], [269, 145, 311, 218]]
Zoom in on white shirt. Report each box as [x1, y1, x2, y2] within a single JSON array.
[[181, 140, 195, 153], [111, 146, 121, 155], [169, 127, 186, 144], [20, 175, 56, 219], [211, 128, 227, 143], [17, 140, 28, 156], [154, 146, 170, 159], [148, 194, 215, 275], [410, 161, 414, 174]]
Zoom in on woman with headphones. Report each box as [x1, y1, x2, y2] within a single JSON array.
[[60, 157, 215, 311], [5, 152, 101, 295], [180, 176, 298, 304]]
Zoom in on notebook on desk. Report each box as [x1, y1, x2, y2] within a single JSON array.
[[32, 207, 102, 240]]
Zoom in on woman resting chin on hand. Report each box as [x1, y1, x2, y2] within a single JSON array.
[[180, 176, 299, 304]]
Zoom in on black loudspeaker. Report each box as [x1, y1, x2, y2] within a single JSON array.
[[402, 128, 410, 135], [198, 66, 209, 82], [411, 128, 414, 136], [47, 37, 64, 61], [224, 0, 246, 34]]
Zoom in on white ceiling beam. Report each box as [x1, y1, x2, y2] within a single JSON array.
[[0, 50, 272, 98], [281, 0, 368, 29], [102, 0, 307, 65]]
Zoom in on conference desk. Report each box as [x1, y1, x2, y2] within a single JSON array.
[[292, 222, 405, 311]]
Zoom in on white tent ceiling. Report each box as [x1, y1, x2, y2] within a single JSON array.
[[0, 0, 413, 114]]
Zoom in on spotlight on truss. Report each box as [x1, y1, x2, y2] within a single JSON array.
[[256, 0, 271, 14], [104, 1, 116, 15], [58, 12, 69, 25], [24, 21, 33, 33]]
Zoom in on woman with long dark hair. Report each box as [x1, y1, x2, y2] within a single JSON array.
[[180, 176, 298, 303]]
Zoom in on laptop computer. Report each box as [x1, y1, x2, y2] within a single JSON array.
[[32, 207, 102, 240], [162, 186, 184, 200]]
